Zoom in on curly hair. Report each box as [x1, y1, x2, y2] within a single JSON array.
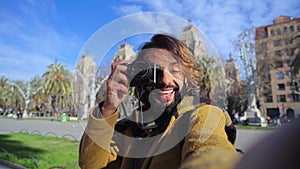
[[137, 34, 202, 95]]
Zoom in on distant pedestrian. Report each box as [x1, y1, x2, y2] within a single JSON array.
[[276, 118, 281, 127], [17, 107, 24, 120], [62, 112, 67, 122]]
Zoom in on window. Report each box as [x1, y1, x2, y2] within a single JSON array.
[[285, 48, 291, 56], [297, 25, 300, 31], [289, 82, 298, 90], [277, 95, 286, 102], [290, 94, 300, 102], [265, 96, 273, 102], [284, 38, 293, 45], [286, 71, 292, 77], [278, 84, 285, 90], [226, 72, 231, 79], [277, 29, 281, 35], [275, 50, 282, 57], [276, 72, 284, 79], [261, 42, 267, 49], [263, 52, 268, 58], [261, 32, 267, 38], [287, 60, 292, 67], [290, 26, 294, 32], [270, 30, 275, 36], [283, 27, 288, 33], [285, 39, 289, 45], [275, 61, 283, 68], [274, 40, 281, 47], [263, 73, 271, 82]]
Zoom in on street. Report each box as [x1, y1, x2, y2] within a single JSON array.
[[0, 118, 275, 152], [0, 117, 278, 169]]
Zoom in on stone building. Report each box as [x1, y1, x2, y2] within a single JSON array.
[[178, 22, 207, 59], [112, 43, 136, 63], [255, 16, 300, 120], [111, 43, 137, 119], [73, 55, 97, 119], [224, 57, 247, 116], [224, 56, 241, 82], [179, 22, 226, 107]]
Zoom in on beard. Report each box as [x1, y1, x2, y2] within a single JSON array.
[[136, 84, 186, 125]]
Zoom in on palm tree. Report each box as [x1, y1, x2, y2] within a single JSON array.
[[0, 76, 9, 114], [42, 61, 73, 117], [198, 56, 225, 102]]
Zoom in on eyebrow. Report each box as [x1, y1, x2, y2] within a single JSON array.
[[170, 61, 178, 66]]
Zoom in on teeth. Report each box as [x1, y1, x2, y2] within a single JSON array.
[[161, 90, 173, 94]]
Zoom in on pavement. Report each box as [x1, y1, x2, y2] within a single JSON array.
[[0, 117, 275, 168], [0, 118, 86, 141]]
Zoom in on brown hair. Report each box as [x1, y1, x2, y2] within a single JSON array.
[[138, 34, 202, 95]]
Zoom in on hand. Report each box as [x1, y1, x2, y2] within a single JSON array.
[[101, 60, 129, 117]]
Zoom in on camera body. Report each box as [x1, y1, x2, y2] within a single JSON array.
[[126, 60, 161, 87]]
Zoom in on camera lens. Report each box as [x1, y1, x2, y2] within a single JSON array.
[[130, 60, 151, 80], [128, 60, 158, 87]]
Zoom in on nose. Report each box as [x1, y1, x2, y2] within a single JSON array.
[[160, 70, 173, 85]]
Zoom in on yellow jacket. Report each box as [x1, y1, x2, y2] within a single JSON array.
[[79, 96, 241, 169]]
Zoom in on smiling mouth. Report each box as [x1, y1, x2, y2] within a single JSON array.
[[157, 88, 176, 100]]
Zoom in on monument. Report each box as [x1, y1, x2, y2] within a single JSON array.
[[236, 29, 265, 126]]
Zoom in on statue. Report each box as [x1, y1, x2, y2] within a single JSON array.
[[236, 29, 264, 126]]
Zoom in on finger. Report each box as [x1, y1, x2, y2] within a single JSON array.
[[111, 60, 128, 72], [107, 79, 128, 98], [117, 73, 130, 87]]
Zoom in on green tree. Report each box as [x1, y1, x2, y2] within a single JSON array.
[[42, 61, 73, 117], [0, 76, 9, 112], [198, 56, 225, 101]]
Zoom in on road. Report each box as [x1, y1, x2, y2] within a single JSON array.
[[0, 117, 276, 168], [0, 118, 276, 151], [0, 118, 85, 142]]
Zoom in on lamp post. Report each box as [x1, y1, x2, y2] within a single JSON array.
[[74, 69, 108, 119], [9, 82, 44, 118]]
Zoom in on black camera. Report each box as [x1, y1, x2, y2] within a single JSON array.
[[126, 60, 162, 87]]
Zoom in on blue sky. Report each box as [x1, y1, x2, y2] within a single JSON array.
[[0, 0, 299, 82]]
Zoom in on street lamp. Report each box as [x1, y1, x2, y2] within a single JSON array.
[[74, 69, 109, 119], [9, 82, 44, 118]]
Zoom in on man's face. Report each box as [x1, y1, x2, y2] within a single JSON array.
[[141, 48, 185, 107]]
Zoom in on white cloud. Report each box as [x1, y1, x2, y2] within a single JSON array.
[[111, 0, 299, 81], [117, 5, 143, 14], [115, 0, 300, 58]]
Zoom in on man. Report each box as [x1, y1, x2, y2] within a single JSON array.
[[79, 34, 240, 169]]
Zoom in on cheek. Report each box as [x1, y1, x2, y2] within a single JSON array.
[[175, 76, 185, 90]]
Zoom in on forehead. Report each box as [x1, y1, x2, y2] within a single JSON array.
[[140, 48, 178, 65]]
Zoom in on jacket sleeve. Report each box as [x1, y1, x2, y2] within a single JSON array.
[[180, 105, 241, 169], [79, 106, 120, 169]]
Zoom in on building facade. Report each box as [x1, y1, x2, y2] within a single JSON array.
[[112, 43, 136, 63], [255, 16, 300, 120], [224, 57, 248, 116], [178, 23, 207, 59], [73, 55, 98, 119]]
